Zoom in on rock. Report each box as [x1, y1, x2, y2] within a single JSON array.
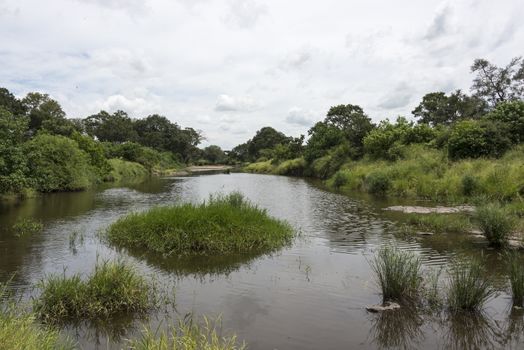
[[508, 239, 523, 249], [384, 205, 475, 214], [366, 301, 401, 312]]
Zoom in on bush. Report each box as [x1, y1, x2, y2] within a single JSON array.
[[365, 171, 390, 195], [274, 158, 306, 176], [447, 258, 495, 311], [370, 246, 422, 302], [461, 174, 479, 196], [106, 158, 148, 183], [34, 260, 151, 323], [448, 120, 511, 160], [106, 192, 294, 256], [486, 100, 524, 144], [474, 203, 516, 247], [24, 134, 92, 192]]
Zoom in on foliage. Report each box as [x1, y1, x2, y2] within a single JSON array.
[[24, 134, 93, 192], [474, 203, 516, 247], [370, 246, 422, 302], [106, 158, 149, 183], [70, 131, 111, 179], [309, 142, 351, 179], [34, 260, 151, 323], [507, 252, 524, 307], [128, 317, 245, 350], [202, 145, 227, 164], [365, 171, 390, 195], [471, 57, 524, 107], [412, 90, 486, 126], [244, 127, 292, 161], [12, 218, 43, 237], [447, 258, 495, 311], [22, 92, 76, 136], [485, 100, 524, 144], [448, 120, 511, 160], [405, 213, 472, 234], [106, 192, 294, 255], [304, 121, 345, 161]]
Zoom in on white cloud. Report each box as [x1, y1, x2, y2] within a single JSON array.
[[224, 0, 267, 29], [215, 94, 259, 112], [285, 107, 317, 127]]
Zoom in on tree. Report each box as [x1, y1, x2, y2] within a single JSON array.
[[22, 92, 74, 135], [0, 87, 26, 116], [304, 122, 345, 161], [229, 143, 249, 163], [84, 110, 138, 143], [485, 100, 524, 144], [471, 57, 524, 107], [448, 120, 511, 160], [412, 90, 486, 125], [246, 127, 290, 161], [325, 104, 375, 157], [202, 145, 226, 164]]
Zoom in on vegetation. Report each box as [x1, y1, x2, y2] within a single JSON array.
[[370, 246, 422, 303], [447, 258, 495, 312], [507, 252, 524, 307], [12, 218, 43, 237], [129, 317, 245, 350], [107, 192, 294, 256], [106, 158, 149, 183], [404, 213, 473, 234], [475, 203, 516, 247], [34, 260, 151, 323]]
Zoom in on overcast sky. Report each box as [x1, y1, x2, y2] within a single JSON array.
[[1, 0, 523, 149]]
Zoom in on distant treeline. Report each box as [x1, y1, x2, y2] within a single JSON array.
[[0, 89, 228, 196]]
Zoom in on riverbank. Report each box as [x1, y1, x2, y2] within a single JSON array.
[[164, 165, 234, 176]]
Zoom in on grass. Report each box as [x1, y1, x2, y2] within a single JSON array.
[[128, 317, 246, 350], [106, 192, 294, 256], [106, 158, 149, 183], [34, 260, 151, 323], [474, 203, 516, 247], [0, 283, 73, 350], [12, 218, 43, 237], [508, 252, 524, 307], [405, 213, 473, 234], [447, 258, 495, 312], [370, 246, 423, 303]]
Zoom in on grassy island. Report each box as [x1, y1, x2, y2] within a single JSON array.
[[106, 192, 294, 256]]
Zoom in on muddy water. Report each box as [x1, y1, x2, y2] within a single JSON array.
[[0, 173, 522, 349]]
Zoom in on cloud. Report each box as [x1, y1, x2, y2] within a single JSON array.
[[215, 94, 259, 112], [285, 107, 317, 126], [224, 0, 267, 29], [279, 49, 312, 71], [377, 83, 413, 110], [74, 0, 150, 13], [424, 5, 452, 40], [97, 94, 158, 116]]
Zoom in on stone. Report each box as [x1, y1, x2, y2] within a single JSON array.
[[366, 301, 401, 312]]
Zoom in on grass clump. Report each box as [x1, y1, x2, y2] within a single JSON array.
[[475, 203, 516, 247], [405, 213, 473, 234], [447, 258, 495, 312], [129, 317, 245, 350], [106, 192, 294, 256], [34, 260, 151, 323], [365, 171, 390, 196], [508, 252, 524, 307], [106, 158, 149, 183], [12, 218, 43, 237], [370, 246, 422, 303]]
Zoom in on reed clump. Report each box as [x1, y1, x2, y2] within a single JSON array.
[[508, 252, 524, 307], [106, 192, 294, 256], [128, 317, 245, 350], [370, 246, 423, 303], [34, 260, 151, 323], [12, 218, 43, 237], [475, 203, 516, 247], [447, 258, 495, 312]]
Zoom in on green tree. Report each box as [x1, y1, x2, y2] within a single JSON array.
[[85, 110, 138, 143], [485, 100, 524, 144], [412, 90, 486, 125], [0, 107, 30, 193], [304, 122, 345, 161], [448, 120, 511, 160], [471, 57, 524, 107], [247, 127, 290, 161], [24, 134, 93, 192], [202, 145, 226, 164], [22, 92, 74, 135], [0, 87, 26, 116], [70, 131, 112, 180]]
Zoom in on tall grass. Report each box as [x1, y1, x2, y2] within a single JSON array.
[[128, 317, 246, 350], [447, 258, 495, 312], [370, 246, 423, 302], [106, 158, 149, 183], [34, 260, 151, 323], [405, 213, 473, 234], [475, 203, 516, 247], [508, 252, 524, 307], [107, 192, 294, 256]]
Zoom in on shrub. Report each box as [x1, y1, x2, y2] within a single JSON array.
[[448, 120, 511, 160], [507, 252, 524, 307], [128, 317, 245, 350], [370, 246, 422, 302], [34, 261, 151, 323], [106, 192, 294, 256], [461, 174, 479, 196], [24, 133, 92, 192], [365, 171, 390, 195], [474, 203, 516, 247], [106, 158, 148, 183], [486, 100, 524, 144], [447, 258, 495, 311], [332, 170, 348, 189], [274, 157, 306, 176]]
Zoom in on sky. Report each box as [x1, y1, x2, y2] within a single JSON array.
[[1, 0, 523, 149]]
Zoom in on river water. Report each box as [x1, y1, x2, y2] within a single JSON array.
[[0, 173, 522, 349]]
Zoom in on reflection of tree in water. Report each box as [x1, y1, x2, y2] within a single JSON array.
[[368, 306, 424, 349], [443, 311, 503, 350], [501, 308, 524, 348]]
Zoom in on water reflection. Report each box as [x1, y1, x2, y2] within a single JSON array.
[[443, 311, 502, 350], [368, 306, 424, 349]]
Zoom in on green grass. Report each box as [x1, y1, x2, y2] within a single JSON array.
[[508, 252, 524, 307], [474, 203, 516, 247], [128, 317, 245, 350], [370, 246, 423, 303], [447, 258, 495, 312], [34, 260, 151, 323], [0, 284, 73, 350], [405, 213, 473, 234], [106, 158, 149, 183], [106, 192, 294, 256], [12, 218, 43, 237]]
